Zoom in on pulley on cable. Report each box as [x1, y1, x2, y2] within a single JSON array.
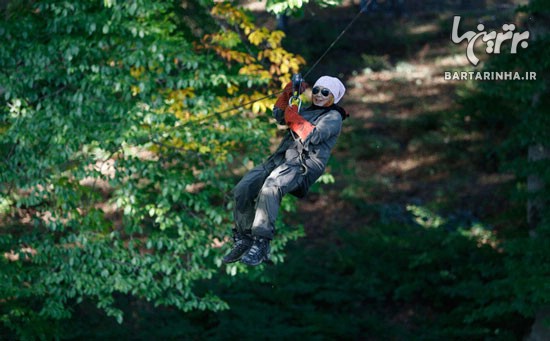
[[288, 73, 304, 111]]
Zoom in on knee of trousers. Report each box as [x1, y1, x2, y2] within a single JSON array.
[[233, 181, 259, 212], [259, 185, 282, 200], [234, 189, 250, 212]]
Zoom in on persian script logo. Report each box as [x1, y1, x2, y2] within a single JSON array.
[[451, 16, 530, 66]]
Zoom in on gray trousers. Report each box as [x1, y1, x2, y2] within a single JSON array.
[[233, 161, 304, 239]]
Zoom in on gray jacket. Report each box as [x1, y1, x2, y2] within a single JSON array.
[[267, 105, 345, 197]]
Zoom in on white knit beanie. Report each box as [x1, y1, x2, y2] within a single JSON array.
[[313, 76, 346, 104]]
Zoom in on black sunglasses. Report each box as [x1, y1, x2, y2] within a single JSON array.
[[312, 87, 331, 97]]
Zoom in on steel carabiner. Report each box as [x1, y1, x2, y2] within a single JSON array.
[[288, 95, 302, 111]]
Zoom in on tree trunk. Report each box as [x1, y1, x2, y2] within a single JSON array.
[[527, 144, 549, 231], [527, 307, 550, 341], [526, 2, 550, 339]]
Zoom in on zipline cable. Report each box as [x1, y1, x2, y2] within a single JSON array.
[[303, 0, 372, 79]]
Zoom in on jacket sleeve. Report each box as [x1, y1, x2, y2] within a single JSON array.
[[304, 110, 343, 146]]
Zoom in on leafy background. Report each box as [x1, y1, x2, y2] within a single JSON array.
[[1, 0, 549, 339]]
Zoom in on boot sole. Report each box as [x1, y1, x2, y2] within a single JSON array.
[[240, 256, 271, 266], [222, 255, 244, 264], [222, 247, 252, 264]]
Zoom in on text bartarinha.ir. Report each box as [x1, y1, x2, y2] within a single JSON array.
[[444, 71, 537, 81]]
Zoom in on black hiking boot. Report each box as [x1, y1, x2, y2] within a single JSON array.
[[240, 236, 271, 266], [222, 230, 253, 264]]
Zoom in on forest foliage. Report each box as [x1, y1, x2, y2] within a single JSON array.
[[0, 0, 305, 337]]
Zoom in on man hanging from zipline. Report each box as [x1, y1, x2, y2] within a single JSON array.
[[223, 75, 348, 266]]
